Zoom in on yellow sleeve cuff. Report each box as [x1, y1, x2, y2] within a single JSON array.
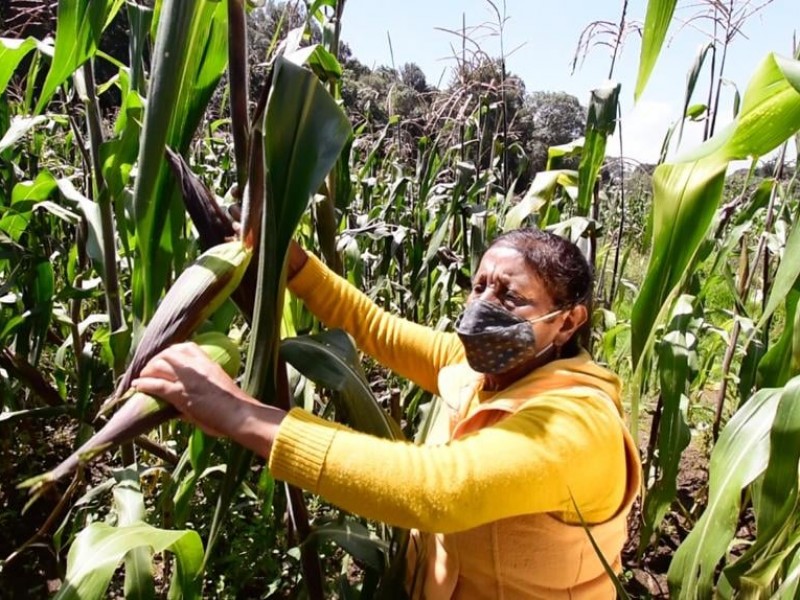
[[287, 253, 331, 301], [268, 407, 344, 492]]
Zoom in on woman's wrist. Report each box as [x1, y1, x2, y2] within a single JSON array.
[[287, 241, 309, 280], [235, 402, 287, 459]]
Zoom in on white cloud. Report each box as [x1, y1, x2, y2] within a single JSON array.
[[607, 100, 675, 164]]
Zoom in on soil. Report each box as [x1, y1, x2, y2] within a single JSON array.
[[0, 416, 82, 599]]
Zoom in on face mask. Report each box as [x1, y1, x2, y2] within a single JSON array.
[[455, 299, 563, 374]]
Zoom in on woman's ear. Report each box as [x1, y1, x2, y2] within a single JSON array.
[[554, 304, 588, 347]]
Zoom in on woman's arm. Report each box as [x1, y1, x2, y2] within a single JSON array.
[[134, 345, 627, 534], [287, 242, 464, 395], [271, 397, 628, 533]]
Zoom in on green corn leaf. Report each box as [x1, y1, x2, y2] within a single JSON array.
[[576, 82, 620, 216], [0, 37, 51, 95], [635, 0, 678, 101], [503, 170, 578, 231], [638, 299, 693, 553], [306, 520, 390, 572], [18, 259, 55, 368], [54, 521, 203, 600], [676, 43, 713, 149], [771, 546, 800, 599], [113, 470, 155, 600], [631, 53, 800, 368], [546, 138, 584, 170], [280, 330, 404, 440], [0, 115, 48, 153], [722, 377, 800, 590], [667, 385, 783, 599], [758, 212, 800, 331], [758, 285, 800, 389], [207, 55, 350, 565], [266, 56, 353, 265], [132, 0, 228, 321], [34, 0, 125, 114]]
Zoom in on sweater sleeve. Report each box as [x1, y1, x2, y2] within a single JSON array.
[[268, 395, 628, 533], [287, 253, 465, 395]]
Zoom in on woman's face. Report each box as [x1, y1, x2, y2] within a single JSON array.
[[468, 245, 577, 357]]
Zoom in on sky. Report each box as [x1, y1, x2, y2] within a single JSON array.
[[338, 0, 798, 164]]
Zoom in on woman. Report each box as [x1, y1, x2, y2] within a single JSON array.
[[133, 228, 641, 599]]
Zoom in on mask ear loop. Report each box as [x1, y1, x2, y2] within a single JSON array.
[[529, 304, 575, 361]]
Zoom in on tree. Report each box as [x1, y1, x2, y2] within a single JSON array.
[[400, 63, 428, 93], [516, 91, 586, 175]]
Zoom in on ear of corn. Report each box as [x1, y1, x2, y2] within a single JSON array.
[[168, 148, 258, 322], [20, 243, 250, 496], [108, 239, 252, 409]]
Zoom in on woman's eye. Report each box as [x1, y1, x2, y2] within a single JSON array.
[[472, 282, 485, 293], [505, 293, 524, 307]]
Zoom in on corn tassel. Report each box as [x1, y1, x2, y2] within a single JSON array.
[[21, 241, 251, 495]]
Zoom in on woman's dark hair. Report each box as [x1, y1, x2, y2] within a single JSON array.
[[488, 228, 594, 357]]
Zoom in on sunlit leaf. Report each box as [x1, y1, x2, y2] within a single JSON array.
[[635, 0, 678, 101], [577, 82, 619, 216], [34, 0, 125, 114], [632, 53, 800, 367], [668, 385, 783, 598], [55, 521, 202, 600]]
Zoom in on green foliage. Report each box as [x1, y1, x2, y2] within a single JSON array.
[[635, 0, 678, 100]]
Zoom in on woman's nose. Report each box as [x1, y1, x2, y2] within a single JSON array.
[[475, 288, 501, 305]]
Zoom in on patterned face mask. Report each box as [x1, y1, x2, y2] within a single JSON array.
[[455, 299, 563, 374]]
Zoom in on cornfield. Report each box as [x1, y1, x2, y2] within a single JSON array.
[[1, 0, 799, 597]]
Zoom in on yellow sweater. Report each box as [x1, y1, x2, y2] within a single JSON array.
[[270, 253, 641, 598]]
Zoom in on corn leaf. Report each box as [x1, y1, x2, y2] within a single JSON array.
[[576, 83, 619, 216], [635, 0, 678, 101], [631, 53, 800, 368], [723, 377, 800, 589], [676, 43, 713, 150], [54, 521, 203, 600], [113, 470, 155, 600], [34, 0, 125, 114], [280, 330, 404, 440], [0, 115, 48, 153], [667, 385, 783, 598], [758, 285, 800, 388], [306, 520, 390, 572], [132, 0, 228, 321], [207, 56, 351, 564], [266, 57, 353, 264], [503, 170, 577, 230], [0, 37, 50, 95], [638, 300, 693, 553], [758, 212, 800, 331]]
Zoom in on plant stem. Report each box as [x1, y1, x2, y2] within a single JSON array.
[[81, 62, 124, 337], [278, 360, 324, 600], [81, 60, 129, 465], [227, 0, 250, 190]]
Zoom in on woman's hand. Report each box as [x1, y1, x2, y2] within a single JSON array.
[[132, 342, 286, 459]]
